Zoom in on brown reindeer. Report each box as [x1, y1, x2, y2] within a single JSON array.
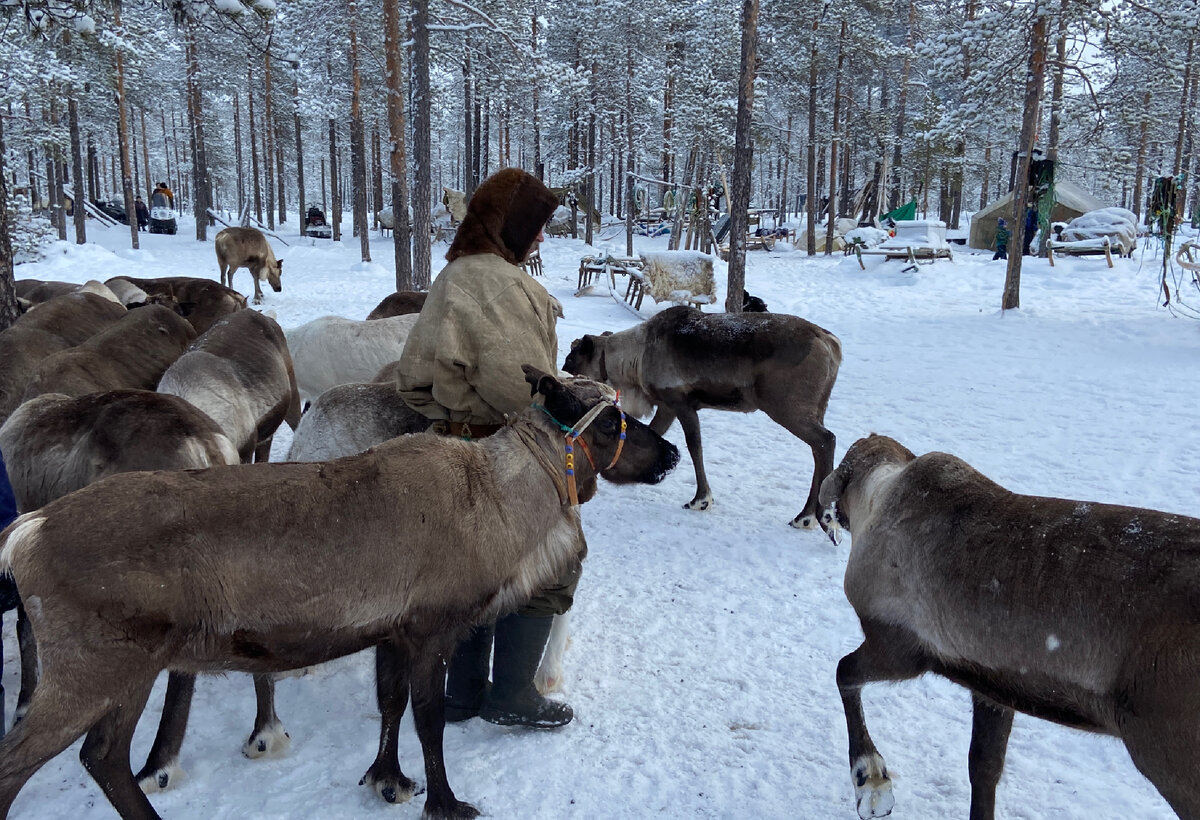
[[0, 368, 679, 819], [158, 308, 302, 464], [214, 227, 283, 305], [20, 304, 196, 401], [107, 276, 247, 335], [819, 434, 1200, 820], [366, 290, 428, 319], [0, 291, 128, 425], [0, 390, 241, 750], [564, 305, 842, 529]]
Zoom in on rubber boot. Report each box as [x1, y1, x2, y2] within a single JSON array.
[[444, 623, 494, 723], [479, 613, 573, 729]]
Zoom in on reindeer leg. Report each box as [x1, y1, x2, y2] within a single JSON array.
[[648, 407, 677, 436], [676, 407, 713, 511], [81, 677, 160, 820], [967, 693, 1013, 820], [0, 672, 138, 817], [411, 640, 479, 820], [135, 671, 194, 793], [243, 674, 290, 759], [252, 271, 264, 305], [837, 627, 929, 820], [788, 420, 836, 530], [14, 603, 37, 725], [360, 640, 419, 805], [252, 436, 274, 465]]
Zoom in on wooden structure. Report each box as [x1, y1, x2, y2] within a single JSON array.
[[577, 254, 648, 309], [521, 247, 544, 277], [1046, 236, 1115, 268], [860, 219, 951, 263]]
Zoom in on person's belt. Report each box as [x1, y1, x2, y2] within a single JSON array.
[[430, 420, 503, 440]]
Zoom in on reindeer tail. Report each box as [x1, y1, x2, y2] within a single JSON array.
[[0, 513, 45, 575]]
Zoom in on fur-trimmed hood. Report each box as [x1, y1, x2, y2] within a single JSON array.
[[447, 168, 558, 265]]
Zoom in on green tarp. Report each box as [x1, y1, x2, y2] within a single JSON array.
[[882, 199, 917, 222]]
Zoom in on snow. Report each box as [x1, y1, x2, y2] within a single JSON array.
[[6, 217, 1199, 819]]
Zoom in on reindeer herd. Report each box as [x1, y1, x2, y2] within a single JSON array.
[[0, 233, 1197, 820]]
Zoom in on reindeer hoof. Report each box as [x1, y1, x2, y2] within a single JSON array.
[[253, 295, 264, 305], [852, 754, 895, 819], [242, 720, 291, 759], [790, 512, 818, 529], [421, 799, 481, 820], [138, 761, 185, 794], [684, 497, 712, 511], [360, 768, 419, 805]]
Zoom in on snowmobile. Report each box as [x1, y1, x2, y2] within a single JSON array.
[[306, 204, 332, 239], [148, 190, 177, 235]]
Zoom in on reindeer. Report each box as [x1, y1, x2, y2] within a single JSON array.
[[20, 304, 195, 401], [214, 227, 283, 305], [819, 434, 1200, 820], [366, 290, 428, 320], [0, 291, 127, 425], [284, 313, 419, 406], [0, 368, 679, 819], [107, 276, 247, 335], [158, 309, 301, 464], [564, 305, 841, 529]]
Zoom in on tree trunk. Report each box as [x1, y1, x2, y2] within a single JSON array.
[[825, 19, 846, 255], [805, 13, 819, 255], [0, 113, 19, 332], [384, 0, 412, 289], [329, 117, 340, 241], [463, 39, 474, 197], [292, 72, 305, 234], [585, 60, 597, 246], [412, 0, 432, 288], [624, 24, 636, 257], [1002, 10, 1047, 312], [726, 0, 759, 314], [264, 49, 277, 230], [371, 126, 383, 230], [669, 144, 696, 250], [114, 2, 139, 249], [349, 0, 371, 262], [248, 71, 263, 224], [532, 9, 542, 179], [890, 0, 916, 210], [68, 93, 86, 244], [234, 95, 245, 217], [185, 19, 210, 239], [1131, 90, 1151, 219]]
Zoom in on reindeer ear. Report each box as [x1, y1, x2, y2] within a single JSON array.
[[276, 259, 284, 269], [522, 364, 556, 397], [818, 465, 851, 509]]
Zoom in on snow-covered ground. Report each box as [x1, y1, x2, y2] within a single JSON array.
[[6, 216, 1199, 819]]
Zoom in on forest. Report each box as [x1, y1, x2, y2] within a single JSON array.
[[0, 0, 1197, 311]]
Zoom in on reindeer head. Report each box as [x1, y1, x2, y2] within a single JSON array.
[[265, 258, 283, 293], [523, 365, 678, 495], [820, 434, 916, 533]]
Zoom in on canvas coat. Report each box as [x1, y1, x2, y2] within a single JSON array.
[[397, 168, 572, 615], [397, 168, 561, 428]]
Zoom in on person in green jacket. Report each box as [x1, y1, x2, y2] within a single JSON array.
[[994, 218, 1010, 261], [396, 168, 576, 728]]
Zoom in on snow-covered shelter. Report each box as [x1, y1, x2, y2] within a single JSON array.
[[969, 181, 1106, 251]]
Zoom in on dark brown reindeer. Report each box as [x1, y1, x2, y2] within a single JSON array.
[[0, 390, 241, 740], [819, 434, 1200, 820], [564, 304, 841, 529], [107, 276, 247, 335], [0, 290, 128, 425], [20, 304, 196, 401], [0, 368, 679, 819], [366, 289, 428, 319]]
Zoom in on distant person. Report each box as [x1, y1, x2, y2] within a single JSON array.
[[134, 196, 149, 231], [993, 218, 1010, 261], [1023, 206, 1038, 256], [154, 181, 174, 209]]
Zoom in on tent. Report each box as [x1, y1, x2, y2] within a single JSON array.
[[968, 180, 1105, 252]]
